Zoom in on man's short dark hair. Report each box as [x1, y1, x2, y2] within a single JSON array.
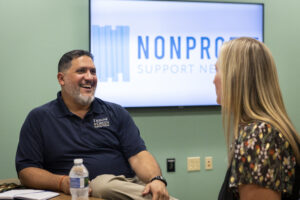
[[58, 50, 94, 72]]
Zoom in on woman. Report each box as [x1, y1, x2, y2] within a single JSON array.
[[215, 37, 300, 200]]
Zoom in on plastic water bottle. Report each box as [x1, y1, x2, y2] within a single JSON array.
[[69, 158, 89, 200]]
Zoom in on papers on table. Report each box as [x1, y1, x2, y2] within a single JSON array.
[[0, 189, 59, 200]]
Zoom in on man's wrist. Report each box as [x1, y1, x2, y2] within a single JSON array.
[[150, 176, 167, 186], [58, 175, 67, 192]]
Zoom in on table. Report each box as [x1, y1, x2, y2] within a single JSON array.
[[0, 179, 104, 200], [53, 193, 104, 200]]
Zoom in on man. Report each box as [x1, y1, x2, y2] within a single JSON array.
[[16, 50, 171, 200]]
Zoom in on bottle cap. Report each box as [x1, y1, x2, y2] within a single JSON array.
[[74, 158, 83, 164]]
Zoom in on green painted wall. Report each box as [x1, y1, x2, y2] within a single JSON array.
[[0, 0, 299, 199]]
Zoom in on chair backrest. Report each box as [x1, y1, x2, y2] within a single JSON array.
[[285, 142, 300, 200], [291, 142, 300, 200]]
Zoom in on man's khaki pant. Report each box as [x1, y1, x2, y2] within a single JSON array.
[[90, 174, 177, 200]]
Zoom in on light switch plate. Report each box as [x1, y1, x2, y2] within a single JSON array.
[[187, 157, 200, 171]]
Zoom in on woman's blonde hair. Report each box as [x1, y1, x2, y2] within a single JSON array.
[[218, 37, 300, 164]]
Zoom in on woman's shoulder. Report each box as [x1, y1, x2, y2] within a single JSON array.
[[235, 120, 293, 162], [231, 120, 297, 195], [239, 120, 275, 133], [238, 120, 284, 143]]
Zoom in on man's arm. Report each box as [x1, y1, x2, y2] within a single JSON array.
[[19, 167, 70, 194], [128, 150, 169, 200]]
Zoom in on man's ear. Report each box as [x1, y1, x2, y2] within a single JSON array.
[[57, 72, 65, 86]]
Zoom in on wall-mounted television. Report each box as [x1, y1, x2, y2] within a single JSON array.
[[89, 0, 264, 108]]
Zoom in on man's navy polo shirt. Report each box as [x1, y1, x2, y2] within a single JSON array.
[[16, 92, 146, 179]]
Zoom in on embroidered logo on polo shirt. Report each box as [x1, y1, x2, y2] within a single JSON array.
[[93, 117, 110, 128]]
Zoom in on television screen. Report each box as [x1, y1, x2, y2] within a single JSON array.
[[90, 0, 263, 107]]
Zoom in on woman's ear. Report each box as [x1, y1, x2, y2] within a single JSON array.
[[57, 72, 65, 86]]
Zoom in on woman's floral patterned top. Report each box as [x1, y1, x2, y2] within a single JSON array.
[[229, 121, 296, 197]]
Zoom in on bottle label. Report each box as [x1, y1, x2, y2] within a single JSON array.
[[70, 177, 89, 188]]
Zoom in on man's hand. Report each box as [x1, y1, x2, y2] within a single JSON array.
[[60, 177, 93, 196], [60, 176, 70, 194], [142, 180, 169, 200], [129, 151, 171, 199]]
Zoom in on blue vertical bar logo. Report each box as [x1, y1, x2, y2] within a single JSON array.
[[91, 25, 130, 82]]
